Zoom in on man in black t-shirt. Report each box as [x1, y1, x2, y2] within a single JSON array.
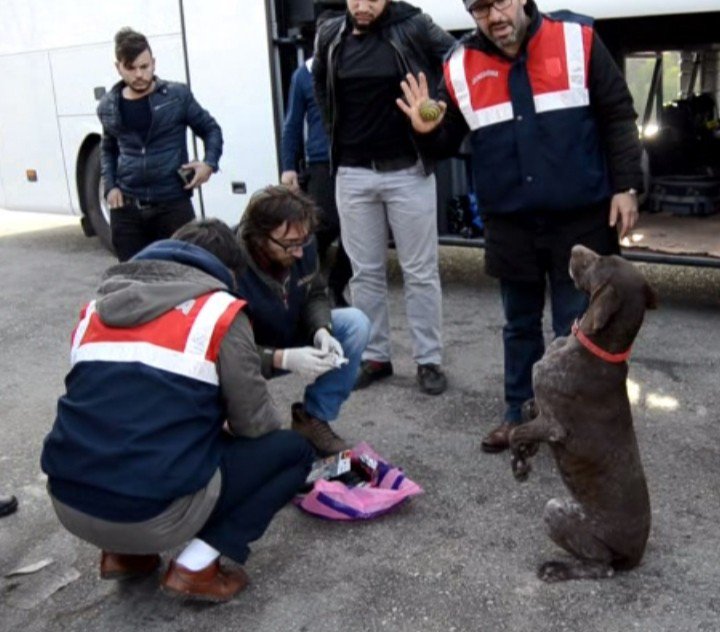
[[97, 28, 223, 261], [313, 1, 455, 396]]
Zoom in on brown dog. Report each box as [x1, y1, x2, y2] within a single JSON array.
[[509, 245, 657, 582]]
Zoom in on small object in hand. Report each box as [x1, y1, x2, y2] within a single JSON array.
[[177, 167, 195, 185], [331, 354, 349, 369], [418, 99, 442, 122]]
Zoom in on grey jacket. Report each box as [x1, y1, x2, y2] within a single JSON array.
[[48, 256, 282, 555]]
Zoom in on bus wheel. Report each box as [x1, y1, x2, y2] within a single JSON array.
[[82, 144, 114, 252]]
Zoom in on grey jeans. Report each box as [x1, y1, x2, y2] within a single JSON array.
[[335, 162, 443, 365]]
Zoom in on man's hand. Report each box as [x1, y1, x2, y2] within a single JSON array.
[[106, 187, 124, 209], [280, 346, 336, 378], [609, 192, 639, 240], [313, 327, 344, 359], [182, 161, 213, 190], [281, 170, 300, 192], [396, 72, 447, 134]]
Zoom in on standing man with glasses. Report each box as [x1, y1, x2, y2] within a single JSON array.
[[98, 27, 223, 261], [234, 186, 370, 455], [397, 0, 642, 451], [313, 0, 456, 395]]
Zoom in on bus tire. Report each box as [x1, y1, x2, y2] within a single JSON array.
[[82, 144, 114, 253]]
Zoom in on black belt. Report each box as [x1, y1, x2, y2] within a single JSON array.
[[123, 195, 157, 210], [339, 154, 418, 173]]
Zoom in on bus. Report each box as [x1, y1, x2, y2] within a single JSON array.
[[0, 0, 718, 265]]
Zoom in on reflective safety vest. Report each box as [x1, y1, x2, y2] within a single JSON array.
[[42, 291, 246, 502], [71, 291, 244, 385], [444, 13, 611, 214]]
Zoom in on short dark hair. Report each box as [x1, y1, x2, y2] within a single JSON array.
[[172, 219, 244, 271], [114, 27, 152, 66], [239, 185, 318, 250]]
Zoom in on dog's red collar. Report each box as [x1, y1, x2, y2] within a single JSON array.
[[572, 320, 632, 363]]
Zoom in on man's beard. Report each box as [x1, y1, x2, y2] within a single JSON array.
[[350, 2, 388, 32]]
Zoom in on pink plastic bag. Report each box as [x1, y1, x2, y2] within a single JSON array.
[[295, 442, 423, 520]]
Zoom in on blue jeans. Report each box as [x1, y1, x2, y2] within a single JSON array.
[[500, 275, 588, 423], [198, 431, 313, 564], [304, 307, 370, 422]]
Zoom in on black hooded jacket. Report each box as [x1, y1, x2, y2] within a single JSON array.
[[313, 1, 455, 174]]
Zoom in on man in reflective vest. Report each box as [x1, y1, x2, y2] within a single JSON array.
[[41, 219, 314, 602], [397, 0, 642, 452]]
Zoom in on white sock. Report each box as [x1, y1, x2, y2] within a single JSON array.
[[175, 538, 220, 572]]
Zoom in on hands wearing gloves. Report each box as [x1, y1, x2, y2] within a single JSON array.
[[280, 347, 337, 379], [313, 327, 345, 360]]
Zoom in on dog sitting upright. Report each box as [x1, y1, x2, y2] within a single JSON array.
[[509, 245, 657, 582]]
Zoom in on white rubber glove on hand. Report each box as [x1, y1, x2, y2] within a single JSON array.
[[281, 347, 336, 378], [313, 327, 345, 359]]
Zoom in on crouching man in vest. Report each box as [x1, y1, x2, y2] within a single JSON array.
[[41, 219, 314, 602], [234, 186, 371, 456]]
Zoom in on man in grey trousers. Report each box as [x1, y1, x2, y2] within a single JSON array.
[[313, 0, 455, 395]]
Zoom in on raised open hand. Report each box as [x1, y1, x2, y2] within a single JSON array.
[[396, 72, 447, 134]]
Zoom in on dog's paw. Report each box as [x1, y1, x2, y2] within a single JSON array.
[[538, 560, 615, 582], [537, 561, 572, 582], [510, 453, 532, 482]]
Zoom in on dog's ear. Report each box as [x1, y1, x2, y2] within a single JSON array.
[[588, 281, 621, 333], [645, 282, 658, 310]]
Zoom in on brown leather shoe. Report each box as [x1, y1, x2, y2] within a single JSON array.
[[291, 403, 350, 456], [161, 560, 249, 602], [100, 551, 161, 580], [481, 422, 514, 454]]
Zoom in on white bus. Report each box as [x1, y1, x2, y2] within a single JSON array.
[[0, 0, 718, 264]]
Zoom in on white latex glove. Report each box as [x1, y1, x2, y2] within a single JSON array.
[[313, 327, 345, 359], [281, 346, 336, 378]]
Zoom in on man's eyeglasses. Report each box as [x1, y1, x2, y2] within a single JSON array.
[[267, 234, 312, 253], [469, 0, 513, 19]]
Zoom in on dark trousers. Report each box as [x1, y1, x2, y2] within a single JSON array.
[[500, 275, 588, 423], [110, 196, 195, 262], [304, 163, 353, 304], [197, 430, 313, 564]]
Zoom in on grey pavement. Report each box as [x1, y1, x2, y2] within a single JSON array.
[[1, 211, 719, 632]]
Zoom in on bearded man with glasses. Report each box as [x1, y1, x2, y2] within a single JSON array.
[[234, 186, 370, 455], [398, 0, 642, 453]]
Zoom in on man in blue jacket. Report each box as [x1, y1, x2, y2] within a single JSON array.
[[398, 0, 642, 452], [41, 219, 313, 602], [97, 28, 223, 261], [280, 51, 352, 308], [234, 186, 370, 456]]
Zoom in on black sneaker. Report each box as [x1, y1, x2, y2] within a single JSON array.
[[353, 360, 393, 390], [417, 363, 447, 395], [0, 495, 18, 518]]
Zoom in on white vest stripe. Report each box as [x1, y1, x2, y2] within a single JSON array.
[[71, 301, 96, 360], [185, 292, 236, 358], [72, 342, 219, 385], [449, 45, 515, 130], [533, 22, 589, 114], [447, 22, 590, 127]]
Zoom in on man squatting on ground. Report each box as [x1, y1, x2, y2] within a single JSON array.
[[234, 186, 371, 456], [98, 28, 223, 262], [41, 220, 314, 602], [313, 0, 456, 395], [397, 0, 642, 450]]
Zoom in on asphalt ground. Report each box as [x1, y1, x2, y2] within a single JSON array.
[[1, 210, 719, 632]]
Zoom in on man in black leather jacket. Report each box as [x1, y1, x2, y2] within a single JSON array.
[[97, 28, 223, 262], [313, 1, 455, 396]]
